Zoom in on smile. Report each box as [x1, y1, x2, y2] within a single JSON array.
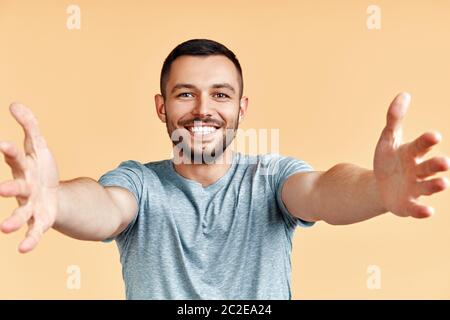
[[184, 123, 221, 136]]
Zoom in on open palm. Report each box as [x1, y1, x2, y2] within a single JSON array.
[[373, 93, 449, 218], [0, 103, 59, 253]]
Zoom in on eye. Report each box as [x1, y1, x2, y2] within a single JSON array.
[[177, 92, 194, 98], [213, 93, 230, 99]]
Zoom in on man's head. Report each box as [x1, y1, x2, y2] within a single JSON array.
[[155, 39, 249, 164]]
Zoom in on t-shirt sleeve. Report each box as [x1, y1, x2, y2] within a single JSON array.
[[97, 160, 144, 242], [263, 154, 316, 229]]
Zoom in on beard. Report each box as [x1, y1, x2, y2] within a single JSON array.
[[166, 114, 239, 165]]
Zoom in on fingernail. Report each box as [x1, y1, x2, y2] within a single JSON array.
[[10, 103, 22, 113], [445, 157, 450, 169], [443, 177, 450, 189], [399, 92, 411, 103]]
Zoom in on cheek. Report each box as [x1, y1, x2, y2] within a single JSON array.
[[217, 104, 240, 120], [220, 110, 239, 126], [164, 106, 184, 124]]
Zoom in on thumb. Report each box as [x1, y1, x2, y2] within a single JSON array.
[[385, 92, 411, 133], [381, 92, 411, 148]]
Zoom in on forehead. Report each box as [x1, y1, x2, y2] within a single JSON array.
[[167, 55, 240, 89]]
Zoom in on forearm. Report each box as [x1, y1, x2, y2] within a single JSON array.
[[314, 163, 388, 225], [54, 178, 122, 241]]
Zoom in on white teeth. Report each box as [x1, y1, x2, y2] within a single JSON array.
[[188, 126, 217, 134]]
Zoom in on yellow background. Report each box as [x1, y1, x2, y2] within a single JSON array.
[[0, 0, 449, 299]]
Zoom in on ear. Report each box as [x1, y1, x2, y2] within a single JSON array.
[[238, 96, 249, 123], [155, 94, 166, 123]]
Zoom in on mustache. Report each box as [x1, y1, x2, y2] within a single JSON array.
[[179, 118, 224, 127]]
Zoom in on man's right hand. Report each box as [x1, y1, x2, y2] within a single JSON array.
[[0, 103, 60, 253]]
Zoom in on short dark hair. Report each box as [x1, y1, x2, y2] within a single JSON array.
[[160, 39, 243, 99]]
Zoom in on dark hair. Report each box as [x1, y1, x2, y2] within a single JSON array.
[[160, 39, 243, 99]]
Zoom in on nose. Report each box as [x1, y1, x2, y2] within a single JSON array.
[[191, 94, 211, 118]]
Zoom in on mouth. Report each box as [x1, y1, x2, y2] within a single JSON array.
[[183, 123, 222, 138]]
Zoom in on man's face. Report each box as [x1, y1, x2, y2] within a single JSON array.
[[155, 55, 248, 164]]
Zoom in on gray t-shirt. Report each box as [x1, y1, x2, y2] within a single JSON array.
[[98, 152, 315, 299]]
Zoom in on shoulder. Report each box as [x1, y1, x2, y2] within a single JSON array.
[[240, 153, 311, 173], [236, 152, 282, 166], [100, 159, 172, 185], [119, 159, 171, 175]]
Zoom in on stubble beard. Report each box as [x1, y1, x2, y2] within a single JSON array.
[[167, 114, 239, 165]]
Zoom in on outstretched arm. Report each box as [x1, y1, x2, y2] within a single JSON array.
[[0, 103, 137, 253], [282, 93, 450, 225]]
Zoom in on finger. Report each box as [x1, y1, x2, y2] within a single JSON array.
[[408, 132, 442, 158], [416, 177, 450, 196], [406, 201, 434, 219], [0, 205, 31, 234], [9, 102, 46, 155], [385, 92, 411, 134], [415, 156, 450, 179], [0, 179, 30, 198], [18, 220, 44, 254], [0, 141, 27, 176]]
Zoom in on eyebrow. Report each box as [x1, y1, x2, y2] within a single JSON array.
[[171, 83, 196, 94], [211, 83, 236, 93], [171, 83, 236, 94]]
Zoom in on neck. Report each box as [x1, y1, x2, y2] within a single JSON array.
[[173, 148, 235, 187]]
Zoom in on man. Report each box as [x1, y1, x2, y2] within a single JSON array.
[[0, 39, 448, 299]]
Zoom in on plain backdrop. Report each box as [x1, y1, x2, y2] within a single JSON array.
[[0, 0, 449, 299]]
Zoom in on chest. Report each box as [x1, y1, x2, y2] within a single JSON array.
[[146, 176, 281, 242]]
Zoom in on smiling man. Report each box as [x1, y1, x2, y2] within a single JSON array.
[[0, 39, 449, 300], [156, 43, 244, 169]]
